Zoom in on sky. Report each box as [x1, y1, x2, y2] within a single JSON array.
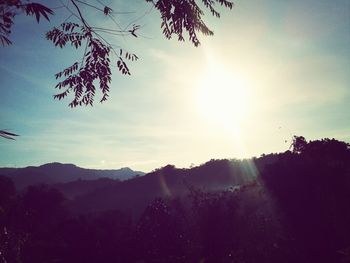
[[0, 0, 349, 172]]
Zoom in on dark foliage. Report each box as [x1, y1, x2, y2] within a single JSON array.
[[1, 0, 234, 106], [1, 137, 350, 262], [0, 0, 53, 46], [261, 137, 350, 263], [148, 0, 233, 46], [46, 23, 137, 107]]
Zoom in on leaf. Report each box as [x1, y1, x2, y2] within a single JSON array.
[[117, 58, 131, 75], [0, 35, 12, 46], [24, 3, 54, 23], [103, 6, 112, 16], [0, 130, 19, 140]]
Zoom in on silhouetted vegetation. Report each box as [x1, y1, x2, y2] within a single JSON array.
[[1, 136, 350, 262], [0, 130, 18, 140], [1, 0, 234, 106]]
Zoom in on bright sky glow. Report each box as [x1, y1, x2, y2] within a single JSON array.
[[0, 0, 349, 172], [196, 59, 250, 135]]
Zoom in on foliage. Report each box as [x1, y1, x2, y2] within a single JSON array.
[[290, 135, 307, 154], [0, 0, 234, 107], [0, 176, 15, 208], [45, 21, 139, 106], [0, 0, 53, 46], [0, 130, 18, 140], [147, 0, 233, 46], [261, 137, 350, 262], [2, 137, 349, 262]]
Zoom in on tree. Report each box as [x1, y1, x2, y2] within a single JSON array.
[[0, 0, 234, 107], [261, 137, 350, 262], [290, 135, 307, 154]]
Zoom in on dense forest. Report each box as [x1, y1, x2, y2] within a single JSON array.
[[1, 136, 350, 263]]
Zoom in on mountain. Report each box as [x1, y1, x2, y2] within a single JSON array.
[[68, 138, 350, 217], [69, 159, 259, 216], [0, 162, 144, 190]]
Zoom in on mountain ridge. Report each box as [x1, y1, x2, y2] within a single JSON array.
[[0, 162, 145, 190]]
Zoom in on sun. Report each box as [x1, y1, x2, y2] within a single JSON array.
[[196, 64, 250, 132]]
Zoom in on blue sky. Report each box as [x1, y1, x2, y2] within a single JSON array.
[[0, 0, 349, 172]]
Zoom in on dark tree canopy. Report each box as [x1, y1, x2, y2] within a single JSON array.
[[0, 0, 234, 107], [1, 136, 350, 262]]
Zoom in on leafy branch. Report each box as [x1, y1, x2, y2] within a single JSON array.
[[46, 18, 138, 107], [1, 0, 234, 107], [0, 0, 54, 45]]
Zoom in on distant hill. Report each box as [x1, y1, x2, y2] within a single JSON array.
[[69, 159, 261, 216], [68, 137, 350, 217], [0, 162, 144, 190]]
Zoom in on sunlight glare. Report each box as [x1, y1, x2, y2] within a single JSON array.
[[196, 64, 250, 133]]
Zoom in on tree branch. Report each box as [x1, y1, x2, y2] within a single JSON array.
[[70, 0, 90, 29]]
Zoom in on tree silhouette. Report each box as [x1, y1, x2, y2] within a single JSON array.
[[1, 137, 350, 262], [261, 137, 350, 262], [1, 0, 234, 107], [290, 135, 307, 154]]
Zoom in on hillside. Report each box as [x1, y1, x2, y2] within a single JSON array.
[[68, 156, 281, 215], [0, 162, 144, 190], [1, 137, 350, 263]]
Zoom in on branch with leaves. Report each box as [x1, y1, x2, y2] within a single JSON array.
[[1, 0, 234, 107], [46, 21, 138, 107], [0, 0, 53, 45], [148, 0, 233, 46]]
